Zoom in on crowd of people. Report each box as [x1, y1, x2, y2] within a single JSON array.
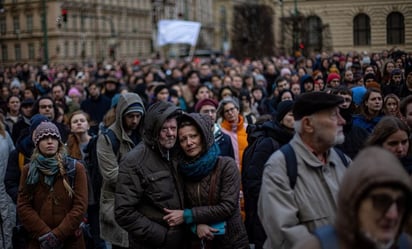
[[0, 47, 411, 249]]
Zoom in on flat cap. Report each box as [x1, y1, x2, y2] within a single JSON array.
[[293, 92, 344, 120]]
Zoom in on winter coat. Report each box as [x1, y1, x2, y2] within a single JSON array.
[[242, 120, 294, 249], [17, 160, 88, 249], [5, 135, 33, 204], [179, 113, 249, 249], [352, 114, 383, 134], [115, 101, 186, 249], [80, 94, 111, 134], [258, 133, 350, 249], [293, 147, 412, 249], [97, 92, 145, 248], [0, 132, 16, 249]]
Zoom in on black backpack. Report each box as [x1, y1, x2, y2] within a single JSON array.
[[84, 129, 120, 204], [279, 143, 350, 189]]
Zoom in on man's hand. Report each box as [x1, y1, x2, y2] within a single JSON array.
[[163, 208, 184, 226]]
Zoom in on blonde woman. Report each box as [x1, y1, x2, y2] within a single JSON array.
[[17, 121, 88, 249]]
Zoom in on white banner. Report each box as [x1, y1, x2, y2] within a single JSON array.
[[157, 20, 201, 47]]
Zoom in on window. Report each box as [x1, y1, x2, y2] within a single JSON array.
[[306, 15, 323, 52], [387, 12, 404, 45], [74, 41, 78, 57], [1, 45, 7, 61], [26, 14, 33, 33], [353, 13, 371, 46], [64, 41, 69, 57], [28, 43, 35, 59], [14, 44, 21, 60], [13, 15, 20, 34], [0, 16, 6, 35]]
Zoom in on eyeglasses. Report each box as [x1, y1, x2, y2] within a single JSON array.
[[39, 105, 53, 109], [343, 97, 352, 103], [224, 107, 237, 114], [368, 193, 406, 215]]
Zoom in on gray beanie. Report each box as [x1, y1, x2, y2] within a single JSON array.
[[217, 96, 240, 117], [32, 121, 61, 146]]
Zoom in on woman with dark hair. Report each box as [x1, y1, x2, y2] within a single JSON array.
[[218, 86, 235, 101], [365, 116, 412, 174], [163, 113, 249, 249], [352, 88, 384, 133]]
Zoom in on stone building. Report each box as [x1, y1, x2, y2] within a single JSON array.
[[0, 0, 153, 65], [213, 0, 412, 56]]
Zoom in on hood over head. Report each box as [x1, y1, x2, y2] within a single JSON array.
[[336, 146, 412, 246], [143, 101, 181, 148], [178, 113, 214, 152], [114, 92, 145, 137]]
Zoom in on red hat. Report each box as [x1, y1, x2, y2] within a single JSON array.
[[327, 73, 341, 84], [195, 98, 218, 113]]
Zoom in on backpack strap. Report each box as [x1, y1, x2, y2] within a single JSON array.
[[65, 157, 77, 189], [313, 225, 339, 249], [103, 129, 120, 156], [279, 144, 297, 189], [332, 147, 349, 167]]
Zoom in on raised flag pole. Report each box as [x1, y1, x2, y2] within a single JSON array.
[[188, 45, 196, 62]]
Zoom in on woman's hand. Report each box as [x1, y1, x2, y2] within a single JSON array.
[[196, 224, 218, 240], [163, 208, 184, 226]]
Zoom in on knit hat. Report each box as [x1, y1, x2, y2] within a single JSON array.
[[276, 100, 294, 122], [10, 78, 21, 89], [178, 113, 215, 150], [194, 98, 218, 113], [68, 87, 81, 97], [280, 68, 292, 77], [21, 98, 34, 107], [124, 102, 144, 115], [29, 114, 49, 135], [351, 86, 367, 106], [327, 73, 341, 84], [300, 74, 314, 85], [32, 121, 61, 146], [293, 92, 344, 120]]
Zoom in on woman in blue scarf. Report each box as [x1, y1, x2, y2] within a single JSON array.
[[163, 113, 249, 249], [17, 121, 88, 249]]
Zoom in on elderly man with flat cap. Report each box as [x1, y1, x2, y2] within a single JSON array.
[[258, 91, 352, 249]]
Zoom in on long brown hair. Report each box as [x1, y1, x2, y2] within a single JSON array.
[[66, 110, 90, 160]]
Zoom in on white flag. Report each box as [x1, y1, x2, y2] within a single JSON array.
[[157, 20, 201, 47]]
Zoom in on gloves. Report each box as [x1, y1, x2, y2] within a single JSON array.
[[38, 232, 62, 249]]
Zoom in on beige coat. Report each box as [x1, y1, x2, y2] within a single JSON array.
[[258, 133, 350, 249]]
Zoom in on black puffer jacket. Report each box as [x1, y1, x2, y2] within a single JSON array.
[[178, 113, 249, 249], [115, 101, 186, 249]]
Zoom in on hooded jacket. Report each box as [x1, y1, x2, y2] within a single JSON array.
[[178, 113, 249, 249], [115, 101, 186, 249], [97, 92, 145, 248], [293, 147, 412, 249]]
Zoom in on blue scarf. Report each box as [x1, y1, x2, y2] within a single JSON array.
[[26, 154, 60, 189], [179, 143, 220, 181]]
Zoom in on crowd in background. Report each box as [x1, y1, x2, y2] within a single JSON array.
[[0, 46, 412, 249]]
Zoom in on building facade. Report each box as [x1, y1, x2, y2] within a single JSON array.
[[0, 0, 153, 66], [213, 0, 412, 57]]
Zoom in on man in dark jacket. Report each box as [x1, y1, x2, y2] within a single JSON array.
[[115, 101, 185, 249], [80, 81, 111, 135]]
